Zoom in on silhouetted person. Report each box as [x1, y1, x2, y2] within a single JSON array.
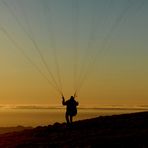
[[62, 96, 79, 126]]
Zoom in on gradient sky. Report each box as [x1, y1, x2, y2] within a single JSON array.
[[0, 0, 148, 107]]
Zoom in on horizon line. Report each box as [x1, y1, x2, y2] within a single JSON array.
[[0, 104, 148, 110]]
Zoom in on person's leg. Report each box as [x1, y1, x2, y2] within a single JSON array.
[[70, 115, 73, 124], [65, 113, 70, 124]]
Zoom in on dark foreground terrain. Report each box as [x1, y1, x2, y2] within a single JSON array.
[[0, 111, 148, 148]]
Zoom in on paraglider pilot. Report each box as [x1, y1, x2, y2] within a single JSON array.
[[62, 95, 79, 125]]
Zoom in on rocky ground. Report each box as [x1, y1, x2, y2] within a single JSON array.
[[0, 111, 148, 148]]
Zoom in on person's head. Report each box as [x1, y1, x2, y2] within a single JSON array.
[[70, 96, 74, 100]]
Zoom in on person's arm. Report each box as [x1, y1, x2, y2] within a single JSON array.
[[75, 100, 78, 106], [62, 96, 66, 105], [74, 95, 78, 106]]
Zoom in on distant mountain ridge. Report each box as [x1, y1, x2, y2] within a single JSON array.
[[0, 126, 32, 135]]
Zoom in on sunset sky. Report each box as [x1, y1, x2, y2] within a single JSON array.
[[0, 0, 148, 107]]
